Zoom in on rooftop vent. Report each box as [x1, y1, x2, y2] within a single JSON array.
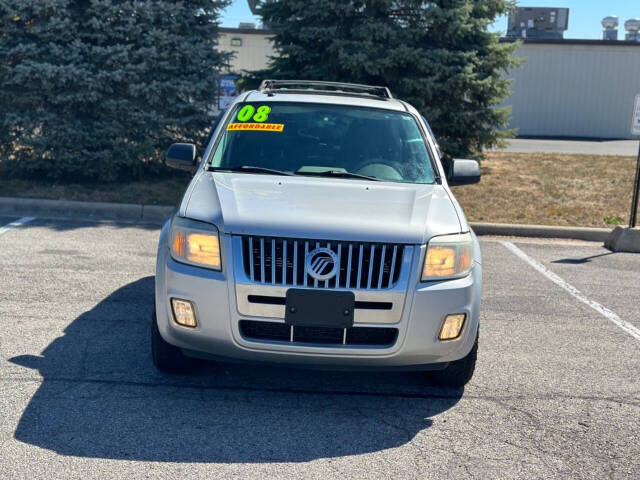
[[625, 18, 640, 42], [602, 16, 619, 41]]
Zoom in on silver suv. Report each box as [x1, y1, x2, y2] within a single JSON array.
[[153, 80, 482, 387]]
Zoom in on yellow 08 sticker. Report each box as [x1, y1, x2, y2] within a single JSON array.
[[227, 123, 284, 132]]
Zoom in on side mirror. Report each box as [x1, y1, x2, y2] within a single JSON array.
[[165, 143, 197, 171], [448, 159, 481, 186]]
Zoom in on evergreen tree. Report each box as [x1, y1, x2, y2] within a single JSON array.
[[0, 0, 230, 181], [245, 0, 519, 159]]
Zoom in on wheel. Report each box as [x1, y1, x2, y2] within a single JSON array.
[[151, 307, 201, 373], [429, 329, 478, 388]]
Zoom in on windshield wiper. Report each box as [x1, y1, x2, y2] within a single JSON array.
[[295, 170, 379, 181], [210, 165, 293, 176]]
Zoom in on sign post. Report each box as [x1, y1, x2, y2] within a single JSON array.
[[630, 95, 640, 228]]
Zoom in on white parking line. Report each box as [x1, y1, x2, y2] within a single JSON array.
[[501, 241, 640, 342], [0, 217, 35, 236]]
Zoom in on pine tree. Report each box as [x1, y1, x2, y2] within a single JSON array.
[[245, 0, 519, 159], [0, 0, 230, 181]]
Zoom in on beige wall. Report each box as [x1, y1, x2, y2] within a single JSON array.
[[218, 30, 275, 73]]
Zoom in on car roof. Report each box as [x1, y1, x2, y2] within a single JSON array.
[[242, 90, 409, 113]]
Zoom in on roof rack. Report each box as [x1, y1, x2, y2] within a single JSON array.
[[258, 80, 393, 100]]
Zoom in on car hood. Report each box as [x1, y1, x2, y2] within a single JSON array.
[[182, 172, 463, 244]]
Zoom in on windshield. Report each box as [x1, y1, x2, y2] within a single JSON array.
[[209, 102, 436, 184]]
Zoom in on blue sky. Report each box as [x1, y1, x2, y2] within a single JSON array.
[[220, 0, 638, 39], [220, 0, 261, 27]]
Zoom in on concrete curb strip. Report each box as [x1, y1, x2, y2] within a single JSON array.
[[0, 197, 612, 241], [141, 205, 176, 222], [0, 196, 174, 223], [470, 222, 610, 242]]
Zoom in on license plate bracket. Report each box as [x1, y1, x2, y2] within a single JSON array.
[[285, 289, 355, 328]]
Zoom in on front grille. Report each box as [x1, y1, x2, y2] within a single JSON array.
[[239, 235, 404, 290], [239, 320, 398, 347]]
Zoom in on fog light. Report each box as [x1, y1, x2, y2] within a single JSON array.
[[439, 314, 466, 340], [171, 299, 197, 328]]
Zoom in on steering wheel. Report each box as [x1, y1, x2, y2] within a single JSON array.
[[351, 159, 403, 180]]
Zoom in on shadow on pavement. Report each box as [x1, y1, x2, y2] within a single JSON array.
[[551, 252, 615, 264], [10, 277, 461, 463]]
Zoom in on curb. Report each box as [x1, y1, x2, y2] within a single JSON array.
[[470, 222, 610, 243], [0, 197, 612, 242], [0, 197, 174, 224]]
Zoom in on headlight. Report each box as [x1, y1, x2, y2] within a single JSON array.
[[170, 217, 221, 270], [422, 232, 474, 281]]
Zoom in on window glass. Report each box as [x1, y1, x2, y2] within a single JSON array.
[[210, 102, 436, 184]]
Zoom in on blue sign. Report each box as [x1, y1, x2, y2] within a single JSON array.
[[219, 75, 238, 110]]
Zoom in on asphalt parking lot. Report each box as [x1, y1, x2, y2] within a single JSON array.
[[1, 216, 639, 479]]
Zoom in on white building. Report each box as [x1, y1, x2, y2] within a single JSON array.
[[217, 25, 275, 73], [503, 38, 640, 140]]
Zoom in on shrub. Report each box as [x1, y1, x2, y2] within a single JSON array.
[[0, 0, 231, 182]]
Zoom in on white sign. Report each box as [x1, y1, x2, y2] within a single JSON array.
[[632, 94, 640, 136]]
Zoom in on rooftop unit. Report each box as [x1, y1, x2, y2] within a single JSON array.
[[602, 16, 619, 41], [507, 7, 569, 39], [625, 19, 640, 42]]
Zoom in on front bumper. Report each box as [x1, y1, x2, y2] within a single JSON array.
[[155, 234, 482, 369]]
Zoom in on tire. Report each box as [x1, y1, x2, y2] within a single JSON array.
[[429, 329, 478, 388], [151, 307, 201, 374]]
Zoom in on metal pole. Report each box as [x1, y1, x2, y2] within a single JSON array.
[[630, 140, 640, 228]]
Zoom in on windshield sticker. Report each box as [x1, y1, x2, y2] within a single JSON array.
[[227, 123, 284, 132], [236, 105, 272, 123]]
